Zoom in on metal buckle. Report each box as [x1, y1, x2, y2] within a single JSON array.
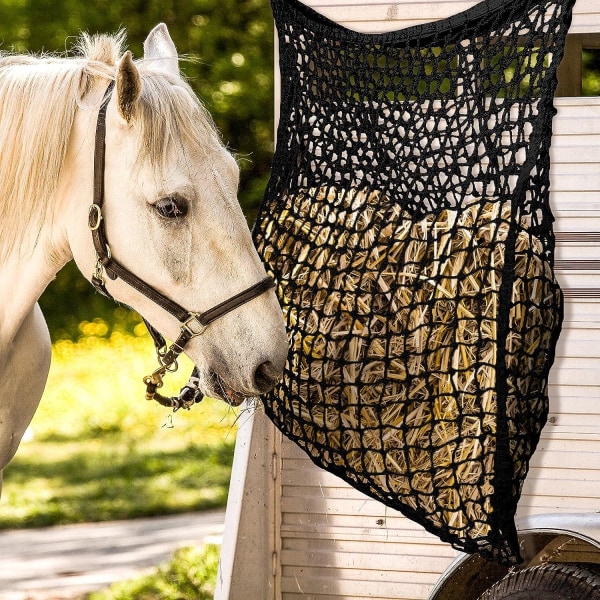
[[158, 347, 181, 371], [93, 258, 105, 285], [88, 204, 103, 231], [143, 366, 166, 401], [182, 313, 207, 337]]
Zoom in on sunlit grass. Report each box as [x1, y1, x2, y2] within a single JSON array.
[[86, 544, 220, 600], [30, 328, 238, 443], [0, 330, 245, 529]]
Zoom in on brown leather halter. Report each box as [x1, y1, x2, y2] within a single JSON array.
[[88, 81, 275, 409]]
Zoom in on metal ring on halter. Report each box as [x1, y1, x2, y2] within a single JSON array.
[[181, 313, 208, 337], [88, 204, 103, 231]]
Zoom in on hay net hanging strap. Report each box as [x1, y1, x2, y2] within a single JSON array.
[[254, 0, 574, 564]]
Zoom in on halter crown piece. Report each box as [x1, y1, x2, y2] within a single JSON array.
[[88, 81, 275, 410]]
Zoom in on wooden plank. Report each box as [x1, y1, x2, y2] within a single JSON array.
[[551, 384, 600, 400], [281, 495, 398, 519], [280, 507, 595, 539], [281, 524, 442, 544], [281, 548, 452, 575], [281, 565, 438, 588], [553, 120, 600, 135], [555, 97, 600, 115], [283, 534, 454, 555], [553, 192, 600, 212], [553, 216, 600, 228], [547, 413, 600, 429], [281, 595, 417, 600], [521, 475, 600, 499], [281, 595, 420, 600], [555, 272, 600, 291], [281, 569, 435, 598], [216, 412, 280, 599], [551, 395, 600, 414], [555, 333, 600, 353], [529, 453, 600, 475], [551, 146, 600, 164], [551, 173, 600, 191], [280, 511, 423, 534], [561, 320, 600, 333], [546, 413, 600, 428], [556, 247, 600, 263], [538, 428, 600, 444], [553, 163, 600, 177], [556, 342, 600, 360], [550, 366, 600, 386], [517, 494, 600, 513], [552, 174, 600, 192], [570, 0, 600, 35], [299, 0, 599, 36]]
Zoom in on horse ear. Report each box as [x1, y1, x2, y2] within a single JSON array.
[[143, 23, 179, 76], [116, 51, 141, 123]]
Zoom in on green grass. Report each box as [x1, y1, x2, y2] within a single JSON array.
[[0, 330, 243, 528], [0, 330, 247, 596], [86, 544, 220, 600]]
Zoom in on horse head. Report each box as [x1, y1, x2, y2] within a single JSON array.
[[65, 25, 288, 405]]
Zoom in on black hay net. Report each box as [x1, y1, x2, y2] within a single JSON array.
[[253, 0, 574, 564]]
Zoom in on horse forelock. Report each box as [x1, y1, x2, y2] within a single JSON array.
[[134, 68, 225, 175], [75, 30, 126, 67]]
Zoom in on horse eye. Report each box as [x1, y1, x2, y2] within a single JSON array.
[[155, 196, 188, 219]]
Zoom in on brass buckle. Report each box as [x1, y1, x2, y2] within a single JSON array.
[[88, 204, 103, 231], [143, 366, 166, 401], [182, 313, 207, 337]]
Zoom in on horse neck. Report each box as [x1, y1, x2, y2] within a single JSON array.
[[0, 127, 76, 347], [0, 229, 60, 348]]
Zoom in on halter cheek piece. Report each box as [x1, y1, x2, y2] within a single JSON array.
[[88, 81, 275, 410]]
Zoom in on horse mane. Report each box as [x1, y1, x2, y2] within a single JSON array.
[[0, 30, 222, 262]]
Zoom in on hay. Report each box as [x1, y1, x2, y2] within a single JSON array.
[[258, 186, 561, 545]]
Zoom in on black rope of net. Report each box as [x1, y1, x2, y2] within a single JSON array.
[[253, 0, 574, 565]]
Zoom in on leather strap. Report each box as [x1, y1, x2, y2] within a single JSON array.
[[89, 81, 193, 321]]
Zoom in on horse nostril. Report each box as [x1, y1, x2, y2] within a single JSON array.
[[253, 361, 281, 394]]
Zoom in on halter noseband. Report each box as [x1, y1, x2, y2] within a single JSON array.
[[88, 81, 275, 410]]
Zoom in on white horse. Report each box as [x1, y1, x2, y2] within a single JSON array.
[[0, 24, 288, 494]]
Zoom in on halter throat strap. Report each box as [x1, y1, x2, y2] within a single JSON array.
[[88, 81, 275, 409]]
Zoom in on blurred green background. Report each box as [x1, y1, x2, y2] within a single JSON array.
[[0, 0, 274, 341]]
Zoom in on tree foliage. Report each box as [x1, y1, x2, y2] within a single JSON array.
[[583, 49, 600, 96], [0, 0, 274, 339]]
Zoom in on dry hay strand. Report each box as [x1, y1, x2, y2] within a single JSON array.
[[258, 186, 561, 540]]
